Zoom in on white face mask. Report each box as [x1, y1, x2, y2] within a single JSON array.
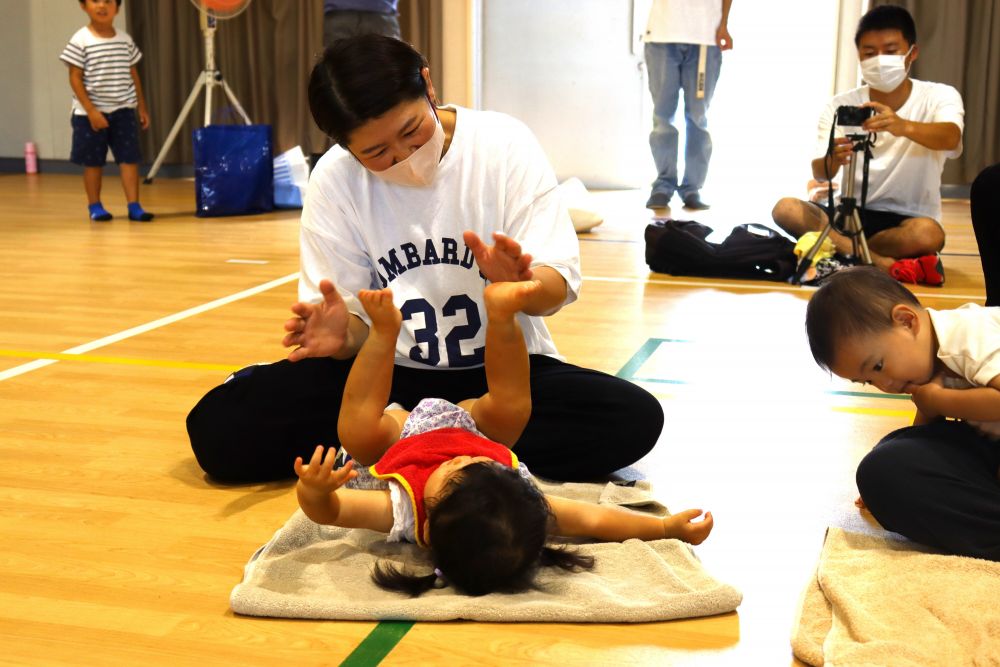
[[370, 101, 444, 187], [861, 46, 913, 93]]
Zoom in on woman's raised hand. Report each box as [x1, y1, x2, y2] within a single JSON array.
[[283, 279, 351, 361], [463, 231, 534, 284]]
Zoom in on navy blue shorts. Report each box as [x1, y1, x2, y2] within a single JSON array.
[[809, 202, 912, 238], [70, 108, 142, 167]]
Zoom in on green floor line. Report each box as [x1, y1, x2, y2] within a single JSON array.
[[618, 339, 910, 403], [339, 621, 415, 667], [827, 389, 910, 400], [630, 376, 689, 385], [616, 338, 691, 379], [632, 379, 909, 400]]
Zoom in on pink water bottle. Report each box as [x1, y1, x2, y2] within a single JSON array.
[[25, 142, 38, 174]]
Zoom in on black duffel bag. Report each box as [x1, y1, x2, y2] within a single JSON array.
[[644, 219, 797, 282]]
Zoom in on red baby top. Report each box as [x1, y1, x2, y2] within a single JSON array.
[[369, 428, 518, 547]]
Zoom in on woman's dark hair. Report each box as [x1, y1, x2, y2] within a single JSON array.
[[372, 462, 594, 597], [855, 4, 917, 47], [308, 34, 429, 147], [805, 265, 922, 372]]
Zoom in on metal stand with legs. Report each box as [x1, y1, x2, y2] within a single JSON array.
[[144, 10, 251, 183], [789, 136, 873, 285]]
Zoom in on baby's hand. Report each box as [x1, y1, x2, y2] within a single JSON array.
[[855, 495, 868, 511], [294, 445, 357, 496], [906, 372, 948, 418], [663, 509, 714, 545]]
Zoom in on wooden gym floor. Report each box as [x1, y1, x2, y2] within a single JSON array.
[[0, 173, 985, 665]]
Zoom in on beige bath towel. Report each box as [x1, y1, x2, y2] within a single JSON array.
[[792, 527, 1000, 666], [231, 480, 742, 622]]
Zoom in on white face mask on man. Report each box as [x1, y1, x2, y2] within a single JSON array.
[[861, 46, 913, 93], [370, 100, 445, 187]]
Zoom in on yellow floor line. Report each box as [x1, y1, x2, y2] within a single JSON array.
[[0, 272, 298, 382], [0, 350, 917, 420], [832, 405, 915, 418], [0, 349, 240, 373], [644, 383, 912, 418]]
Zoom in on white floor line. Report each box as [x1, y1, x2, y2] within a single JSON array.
[[0, 272, 300, 383], [583, 274, 986, 301], [2, 270, 976, 383], [585, 274, 808, 292]]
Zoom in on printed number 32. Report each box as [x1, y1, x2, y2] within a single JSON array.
[[400, 295, 484, 367]]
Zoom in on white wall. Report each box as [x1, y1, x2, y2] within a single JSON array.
[[703, 0, 845, 212], [0, 0, 127, 161], [480, 0, 653, 189]]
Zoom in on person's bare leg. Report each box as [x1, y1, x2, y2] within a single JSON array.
[[119, 163, 140, 203], [83, 167, 103, 205], [772, 197, 896, 270], [460, 280, 541, 447], [866, 217, 945, 260], [337, 289, 406, 464], [771, 197, 826, 239]]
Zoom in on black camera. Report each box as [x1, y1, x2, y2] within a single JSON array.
[[836, 105, 874, 127]]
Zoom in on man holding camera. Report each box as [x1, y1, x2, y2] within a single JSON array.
[[771, 5, 964, 285]]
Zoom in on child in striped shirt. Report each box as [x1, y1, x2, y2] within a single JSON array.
[[61, 0, 153, 222]]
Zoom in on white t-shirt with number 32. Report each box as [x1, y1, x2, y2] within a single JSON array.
[[300, 106, 582, 370]]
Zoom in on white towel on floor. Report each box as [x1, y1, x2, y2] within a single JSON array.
[[230, 479, 742, 622], [792, 527, 1000, 666]]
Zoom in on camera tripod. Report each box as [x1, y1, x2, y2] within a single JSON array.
[[789, 134, 874, 285]]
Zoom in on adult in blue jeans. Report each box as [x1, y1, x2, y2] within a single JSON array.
[[643, 0, 733, 212]]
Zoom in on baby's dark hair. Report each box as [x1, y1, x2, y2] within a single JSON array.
[[372, 462, 594, 597], [308, 34, 429, 147], [79, 0, 123, 6], [855, 4, 917, 47], [805, 266, 922, 372]]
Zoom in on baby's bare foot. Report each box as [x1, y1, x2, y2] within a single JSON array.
[[484, 280, 542, 320], [359, 289, 402, 334]]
